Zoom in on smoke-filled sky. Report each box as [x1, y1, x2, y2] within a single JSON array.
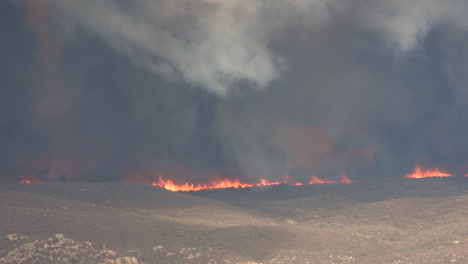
[[2, 0, 468, 183]]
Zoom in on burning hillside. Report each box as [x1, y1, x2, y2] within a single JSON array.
[[16, 164, 468, 192], [404, 166, 453, 179], [2, 176, 468, 264], [149, 174, 353, 192]]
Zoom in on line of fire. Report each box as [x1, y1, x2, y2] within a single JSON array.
[[15, 165, 468, 192]]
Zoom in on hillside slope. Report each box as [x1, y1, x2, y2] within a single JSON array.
[[1, 179, 467, 263]]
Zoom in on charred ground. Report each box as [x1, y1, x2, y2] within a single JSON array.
[[1, 178, 468, 264]]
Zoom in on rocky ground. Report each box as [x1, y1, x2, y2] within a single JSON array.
[[0, 178, 467, 263]]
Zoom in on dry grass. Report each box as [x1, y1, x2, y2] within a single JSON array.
[[1, 178, 467, 263]]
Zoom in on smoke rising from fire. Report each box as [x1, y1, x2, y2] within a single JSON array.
[[2, 1, 468, 183], [53, 0, 285, 95]]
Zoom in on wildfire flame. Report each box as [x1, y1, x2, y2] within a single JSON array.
[[19, 176, 31, 184], [404, 166, 453, 179], [21, 164, 468, 192], [151, 173, 353, 192], [340, 174, 354, 184], [151, 174, 254, 192], [257, 178, 282, 186], [17, 175, 46, 184], [308, 176, 333, 184]]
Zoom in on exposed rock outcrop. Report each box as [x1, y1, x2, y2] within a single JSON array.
[[0, 234, 139, 264]]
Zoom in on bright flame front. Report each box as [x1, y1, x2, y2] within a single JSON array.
[[151, 174, 353, 192], [405, 166, 453, 179], [152, 174, 254, 192]]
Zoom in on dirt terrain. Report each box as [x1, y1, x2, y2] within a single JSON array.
[[0, 178, 467, 264]]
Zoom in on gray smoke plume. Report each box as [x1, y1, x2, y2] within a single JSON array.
[[2, 0, 468, 183], [54, 0, 275, 95]]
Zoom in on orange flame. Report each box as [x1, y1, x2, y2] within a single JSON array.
[[308, 176, 333, 184], [150, 173, 354, 192], [256, 178, 282, 186], [404, 166, 453, 179], [19, 176, 31, 184], [308, 174, 353, 185], [152, 174, 254, 192], [340, 174, 354, 184]]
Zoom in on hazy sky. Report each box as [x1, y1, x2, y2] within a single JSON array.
[[2, 0, 468, 182]]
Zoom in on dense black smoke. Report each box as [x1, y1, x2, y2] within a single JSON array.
[[2, 0, 468, 183]]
